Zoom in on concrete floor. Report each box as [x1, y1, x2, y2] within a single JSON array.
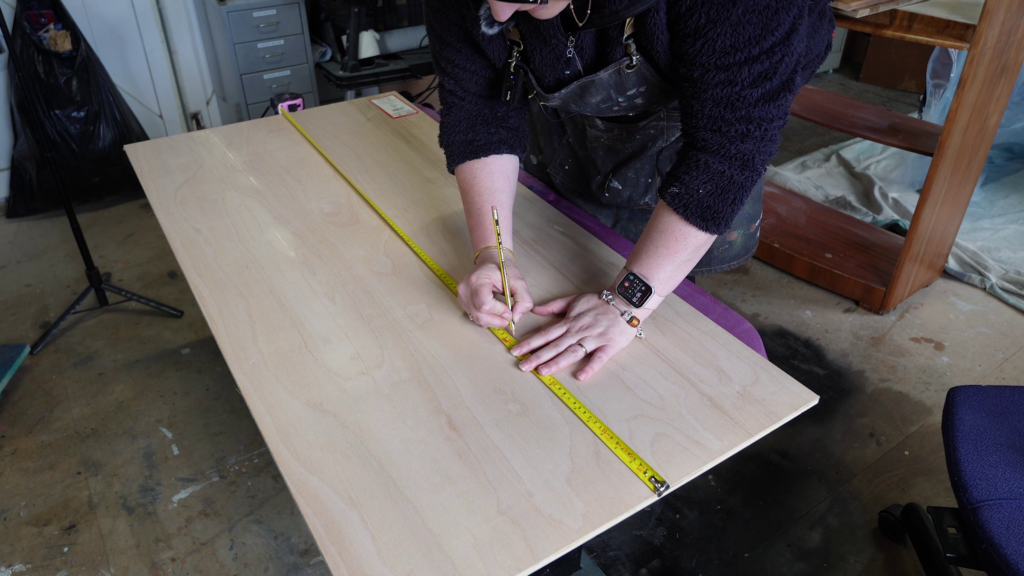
[[2, 68, 1021, 575]]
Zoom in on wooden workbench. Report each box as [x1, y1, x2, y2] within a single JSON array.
[[125, 96, 817, 575], [760, 0, 1024, 313]]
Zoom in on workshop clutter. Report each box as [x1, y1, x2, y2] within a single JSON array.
[[23, 6, 71, 53], [6, 0, 148, 218]]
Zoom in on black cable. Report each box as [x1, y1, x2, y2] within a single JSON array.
[[410, 75, 437, 100], [411, 74, 439, 103], [417, 85, 438, 104]]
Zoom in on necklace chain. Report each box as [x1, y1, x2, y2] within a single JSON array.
[[568, 0, 591, 28]]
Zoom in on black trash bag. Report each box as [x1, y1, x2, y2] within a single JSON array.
[[6, 0, 149, 218]]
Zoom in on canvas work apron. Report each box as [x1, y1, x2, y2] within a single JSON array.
[[520, 19, 763, 274]]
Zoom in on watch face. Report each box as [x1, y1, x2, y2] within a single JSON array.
[[617, 272, 652, 308]]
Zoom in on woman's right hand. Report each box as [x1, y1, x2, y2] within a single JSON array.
[[458, 250, 533, 328]]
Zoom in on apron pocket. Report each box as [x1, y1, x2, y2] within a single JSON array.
[[547, 109, 680, 209]]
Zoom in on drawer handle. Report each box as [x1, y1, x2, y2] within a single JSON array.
[[263, 52, 284, 58], [269, 82, 291, 88], [257, 21, 279, 28]]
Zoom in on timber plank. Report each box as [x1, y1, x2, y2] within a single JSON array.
[[758, 182, 904, 313], [791, 86, 942, 157]]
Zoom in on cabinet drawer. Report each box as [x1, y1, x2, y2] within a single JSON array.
[[241, 65, 313, 104], [227, 4, 302, 44], [235, 34, 307, 75], [247, 91, 313, 120]]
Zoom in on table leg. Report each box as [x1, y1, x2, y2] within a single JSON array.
[[881, 0, 1024, 311]]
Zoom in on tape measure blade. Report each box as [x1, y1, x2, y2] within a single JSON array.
[[282, 110, 668, 496], [538, 373, 668, 495], [492, 327, 668, 494]]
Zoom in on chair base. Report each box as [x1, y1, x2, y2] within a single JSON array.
[[879, 503, 986, 575]]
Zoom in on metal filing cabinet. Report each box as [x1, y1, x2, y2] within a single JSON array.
[[197, 0, 319, 124]]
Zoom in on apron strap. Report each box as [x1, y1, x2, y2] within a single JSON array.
[[501, 26, 526, 104], [508, 17, 635, 48], [506, 26, 522, 45], [506, 17, 638, 72], [623, 17, 639, 69]]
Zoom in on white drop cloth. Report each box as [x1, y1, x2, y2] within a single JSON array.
[[767, 139, 1024, 311]]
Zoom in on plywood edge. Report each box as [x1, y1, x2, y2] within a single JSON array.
[[516, 395, 819, 576], [833, 0, 926, 19]]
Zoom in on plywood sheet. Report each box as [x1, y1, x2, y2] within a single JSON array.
[[901, 0, 984, 24], [125, 95, 818, 576], [832, 0, 892, 10], [833, 0, 927, 18]]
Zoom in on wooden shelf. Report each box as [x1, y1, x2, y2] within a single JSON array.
[[763, 0, 1024, 314], [791, 86, 942, 157], [757, 183, 905, 312], [834, 12, 975, 50]]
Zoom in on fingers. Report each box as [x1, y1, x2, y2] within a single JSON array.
[[533, 338, 594, 376], [533, 295, 575, 316], [510, 322, 567, 358], [471, 279, 512, 319], [501, 291, 635, 381], [509, 277, 534, 323], [517, 333, 580, 375], [458, 260, 533, 329], [511, 301, 531, 324], [576, 343, 622, 381], [470, 311, 514, 329], [457, 282, 511, 329]]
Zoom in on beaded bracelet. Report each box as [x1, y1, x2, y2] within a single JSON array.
[[600, 290, 645, 339]]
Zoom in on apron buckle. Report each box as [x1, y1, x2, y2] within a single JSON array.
[[623, 17, 639, 72], [624, 39, 639, 72], [502, 27, 527, 105]]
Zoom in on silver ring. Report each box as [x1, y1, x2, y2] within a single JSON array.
[[576, 342, 589, 355], [468, 314, 475, 323]]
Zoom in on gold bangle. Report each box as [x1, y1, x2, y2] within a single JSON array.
[[473, 245, 515, 265]]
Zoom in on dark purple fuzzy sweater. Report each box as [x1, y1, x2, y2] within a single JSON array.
[[424, 0, 834, 235]]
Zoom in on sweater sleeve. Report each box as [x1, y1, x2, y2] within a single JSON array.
[[659, 1, 833, 235], [424, 0, 530, 173]]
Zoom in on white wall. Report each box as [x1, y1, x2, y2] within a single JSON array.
[[62, 0, 185, 138], [156, 0, 220, 130]]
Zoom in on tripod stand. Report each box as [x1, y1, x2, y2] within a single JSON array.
[[0, 8, 184, 355]]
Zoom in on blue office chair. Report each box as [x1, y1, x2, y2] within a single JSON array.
[[878, 385, 1024, 576]]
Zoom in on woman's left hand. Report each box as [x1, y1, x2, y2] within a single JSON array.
[[510, 293, 643, 382]]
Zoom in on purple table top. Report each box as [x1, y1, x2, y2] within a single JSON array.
[[416, 105, 766, 359]]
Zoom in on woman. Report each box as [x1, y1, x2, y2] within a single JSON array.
[[425, 0, 833, 380]]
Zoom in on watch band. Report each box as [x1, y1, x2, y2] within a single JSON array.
[[613, 268, 665, 311]]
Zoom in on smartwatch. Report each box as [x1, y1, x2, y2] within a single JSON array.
[[613, 268, 665, 310]]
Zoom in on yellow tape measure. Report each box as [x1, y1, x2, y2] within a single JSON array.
[[281, 109, 669, 496]]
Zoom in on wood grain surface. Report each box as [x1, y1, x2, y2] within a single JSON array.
[[832, 0, 927, 19], [791, 86, 941, 157], [126, 95, 817, 576], [757, 183, 904, 313], [835, 9, 976, 49]]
